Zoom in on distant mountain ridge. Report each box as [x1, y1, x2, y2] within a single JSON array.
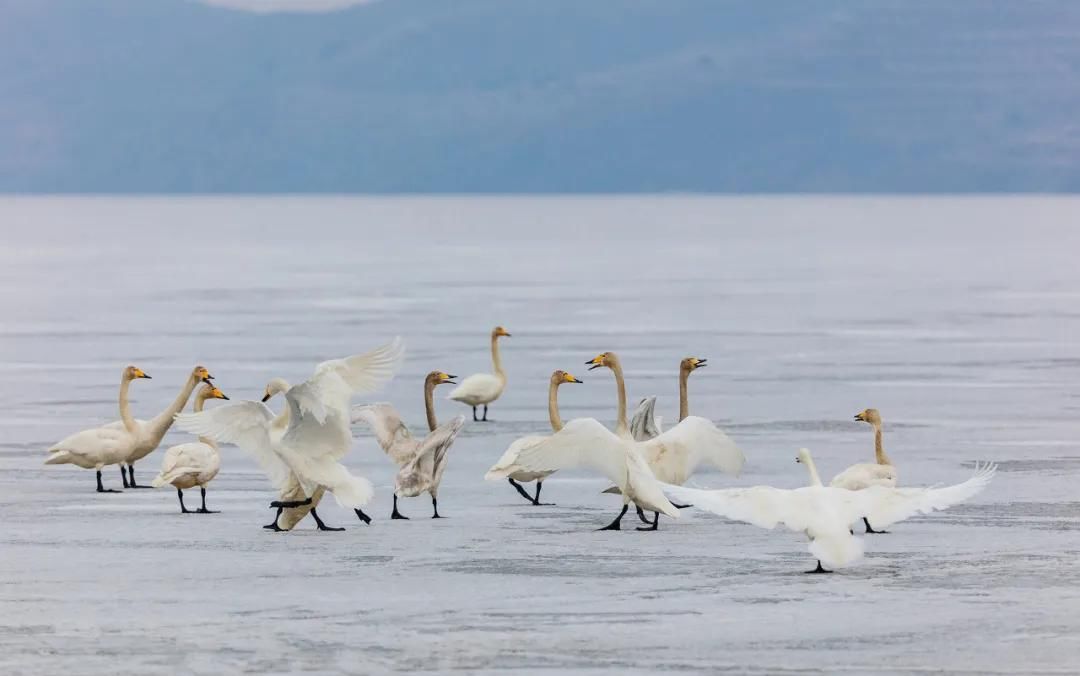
[[1, 0, 1077, 192]]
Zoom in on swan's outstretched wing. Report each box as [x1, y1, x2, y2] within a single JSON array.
[[661, 483, 818, 531], [420, 415, 466, 487], [174, 403, 290, 490], [857, 463, 997, 530], [640, 416, 745, 482], [351, 403, 413, 456], [485, 435, 548, 480], [630, 396, 661, 442], [312, 337, 405, 397], [507, 418, 628, 487]]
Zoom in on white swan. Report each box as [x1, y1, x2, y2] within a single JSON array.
[[629, 356, 707, 441], [175, 338, 405, 530], [45, 365, 153, 492], [447, 326, 510, 421], [483, 369, 583, 505], [150, 384, 231, 513], [352, 371, 466, 519], [106, 365, 215, 488], [830, 408, 898, 534], [663, 448, 997, 573], [589, 352, 745, 530]]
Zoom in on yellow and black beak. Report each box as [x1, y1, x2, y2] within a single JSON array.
[[213, 389, 230, 400], [854, 411, 867, 422], [261, 392, 272, 403], [695, 358, 708, 369], [568, 375, 583, 383], [135, 369, 151, 379], [444, 373, 458, 385], [586, 355, 604, 371]]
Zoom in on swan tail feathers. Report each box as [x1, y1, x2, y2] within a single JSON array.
[[601, 485, 623, 495], [44, 451, 70, 465], [329, 474, 374, 510], [809, 533, 864, 570]]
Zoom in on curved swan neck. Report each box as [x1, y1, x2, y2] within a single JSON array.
[[490, 332, 506, 380], [678, 364, 691, 422], [193, 394, 216, 448], [803, 455, 823, 487], [118, 373, 137, 433], [149, 373, 200, 435], [424, 376, 439, 432], [609, 355, 629, 436], [873, 422, 892, 465], [548, 378, 563, 432]]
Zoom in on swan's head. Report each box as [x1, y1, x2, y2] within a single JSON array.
[[795, 448, 813, 464], [492, 326, 512, 338], [192, 365, 214, 384], [854, 408, 881, 425], [197, 384, 230, 402], [261, 377, 291, 403], [426, 371, 457, 386], [552, 370, 583, 385], [585, 352, 617, 371], [681, 356, 707, 373], [124, 365, 152, 381]]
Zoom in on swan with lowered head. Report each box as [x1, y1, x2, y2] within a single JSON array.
[[45, 365, 154, 492], [105, 365, 215, 488], [352, 370, 466, 519], [589, 352, 744, 530], [830, 408, 897, 534], [663, 448, 996, 573], [484, 369, 584, 505], [150, 384, 231, 513], [175, 338, 405, 530], [629, 356, 707, 441], [448, 326, 510, 421]]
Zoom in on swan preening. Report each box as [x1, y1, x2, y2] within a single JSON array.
[[151, 384, 231, 513], [448, 326, 510, 421], [663, 448, 996, 573], [830, 408, 898, 533], [353, 370, 466, 519], [484, 369, 583, 505], [175, 338, 405, 531]]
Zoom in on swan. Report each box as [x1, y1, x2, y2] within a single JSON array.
[[663, 448, 997, 573], [45, 365, 154, 492], [175, 338, 405, 530], [447, 326, 510, 421], [352, 371, 466, 519], [150, 384, 231, 513], [589, 352, 744, 530], [483, 369, 584, 505], [106, 365, 215, 488], [629, 356, 707, 441], [830, 408, 898, 534]]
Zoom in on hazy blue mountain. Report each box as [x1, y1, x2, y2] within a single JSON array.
[[1, 0, 1078, 192]]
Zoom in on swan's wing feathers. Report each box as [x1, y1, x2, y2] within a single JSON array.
[[510, 418, 627, 485], [860, 463, 997, 529], [420, 415, 466, 480], [286, 382, 329, 424], [630, 396, 661, 441], [351, 403, 412, 453], [174, 402, 290, 490], [662, 483, 809, 531], [647, 416, 745, 478], [314, 337, 405, 396]]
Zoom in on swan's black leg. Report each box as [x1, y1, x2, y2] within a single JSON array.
[[177, 488, 191, 513], [195, 486, 219, 514], [635, 505, 651, 524], [509, 478, 536, 503], [270, 497, 312, 509], [97, 470, 121, 493], [263, 507, 283, 530], [311, 508, 344, 531], [127, 465, 152, 488], [472, 406, 479, 422], [598, 504, 629, 531], [391, 494, 409, 520], [671, 502, 693, 509], [482, 404, 489, 421], [805, 560, 832, 574], [431, 496, 444, 518], [532, 481, 553, 506], [354, 508, 372, 525], [637, 512, 660, 532], [120, 466, 131, 489], [863, 517, 888, 534]]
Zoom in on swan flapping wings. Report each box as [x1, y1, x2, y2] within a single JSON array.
[[638, 416, 745, 483], [351, 403, 415, 464], [295, 338, 406, 422], [630, 396, 663, 441], [508, 418, 631, 487], [174, 401, 291, 490]]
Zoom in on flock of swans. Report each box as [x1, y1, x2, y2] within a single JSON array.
[[44, 326, 996, 574]]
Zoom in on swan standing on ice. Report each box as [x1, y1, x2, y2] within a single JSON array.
[[151, 384, 231, 513], [663, 448, 996, 573], [589, 352, 744, 530], [484, 369, 584, 505], [629, 356, 707, 441], [175, 338, 405, 531], [45, 365, 154, 492], [448, 326, 510, 421], [352, 371, 466, 519], [830, 408, 897, 533], [108, 365, 216, 488]]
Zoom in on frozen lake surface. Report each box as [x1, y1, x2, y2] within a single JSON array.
[[1, 196, 1079, 674]]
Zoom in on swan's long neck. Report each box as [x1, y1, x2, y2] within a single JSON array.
[[548, 379, 563, 432], [193, 396, 216, 448], [118, 374, 137, 433], [149, 373, 199, 438], [610, 356, 629, 437], [803, 455, 824, 487], [873, 423, 892, 465], [678, 365, 691, 422], [424, 377, 438, 432], [491, 333, 506, 381]]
